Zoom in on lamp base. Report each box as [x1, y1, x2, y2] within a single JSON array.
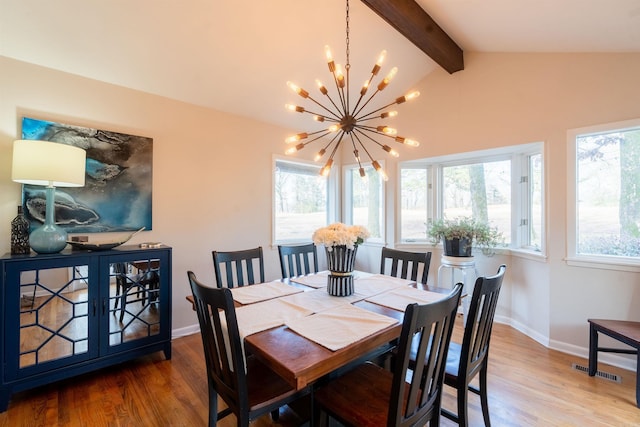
[[29, 222, 68, 254]]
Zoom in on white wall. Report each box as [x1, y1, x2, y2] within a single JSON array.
[[2, 52, 640, 369]]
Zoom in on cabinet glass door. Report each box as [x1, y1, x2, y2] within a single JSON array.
[[108, 255, 163, 347], [5, 258, 95, 378]]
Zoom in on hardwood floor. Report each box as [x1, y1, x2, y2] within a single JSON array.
[[1, 317, 639, 426]]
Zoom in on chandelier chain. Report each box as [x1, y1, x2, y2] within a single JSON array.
[[345, 0, 350, 70]]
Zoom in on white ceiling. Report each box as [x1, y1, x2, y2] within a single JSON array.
[[2, 0, 640, 130]]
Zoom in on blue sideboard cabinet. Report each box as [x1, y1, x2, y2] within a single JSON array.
[[0, 244, 172, 411]]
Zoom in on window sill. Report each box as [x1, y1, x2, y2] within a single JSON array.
[[565, 256, 640, 273]]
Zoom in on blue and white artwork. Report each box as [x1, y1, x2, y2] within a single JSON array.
[[21, 117, 153, 233]]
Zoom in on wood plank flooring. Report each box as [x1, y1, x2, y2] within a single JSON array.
[[1, 317, 639, 426]]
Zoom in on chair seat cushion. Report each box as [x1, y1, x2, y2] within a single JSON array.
[[315, 362, 393, 426], [444, 341, 462, 378], [246, 356, 299, 411]]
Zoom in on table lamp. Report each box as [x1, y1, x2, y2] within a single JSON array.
[[11, 139, 86, 254]]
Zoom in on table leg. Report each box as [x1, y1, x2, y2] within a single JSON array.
[[588, 323, 598, 376]]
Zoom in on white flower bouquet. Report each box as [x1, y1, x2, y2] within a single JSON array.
[[312, 222, 370, 251]]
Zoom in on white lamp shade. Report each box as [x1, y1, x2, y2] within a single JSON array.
[[11, 139, 86, 187]]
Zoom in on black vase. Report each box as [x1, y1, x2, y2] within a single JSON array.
[[11, 206, 31, 255], [443, 237, 472, 257]]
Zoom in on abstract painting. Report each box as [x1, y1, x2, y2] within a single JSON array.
[[21, 117, 153, 233]]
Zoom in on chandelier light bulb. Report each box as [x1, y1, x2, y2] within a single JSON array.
[[360, 80, 370, 96], [286, 81, 309, 98], [314, 148, 327, 161], [377, 67, 398, 91], [313, 115, 325, 122], [328, 124, 340, 132], [395, 136, 420, 147], [285, 104, 304, 113], [380, 111, 398, 119], [316, 79, 328, 95], [285, 143, 305, 155], [372, 160, 389, 181], [285, 132, 308, 144], [383, 145, 400, 157], [335, 64, 345, 88], [377, 126, 397, 135], [320, 159, 334, 177]]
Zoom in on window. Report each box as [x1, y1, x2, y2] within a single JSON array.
[[441, 159, 512, 243], [400, 167, 429, 241], [273, 158, 332, 243], [344, 164, 384, 242], [568, 119, 640, 262], [399, 142, 544, 252]]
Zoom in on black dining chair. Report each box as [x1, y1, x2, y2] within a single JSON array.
[[413, 264, 506, 427], [313, 283, 463, 427], [187, 271, 310, 427], [380, 247, 432, 284], [278, 243, 318, 279], [212, 247, 264, 288]]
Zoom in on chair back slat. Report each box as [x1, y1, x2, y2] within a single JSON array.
[[389, 283, 463, 427], [278, 243, 318, 279], [212, 247, 264, 288], [380, 247, 432, 284]]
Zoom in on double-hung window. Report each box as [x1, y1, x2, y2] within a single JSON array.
[[273, 158, 334, 244], [343, 164, 385, 243], [399, 142, 544, 253], [568, 118, 640, 266]]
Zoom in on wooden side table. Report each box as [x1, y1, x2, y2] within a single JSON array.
[[588, 318, 640, 407]]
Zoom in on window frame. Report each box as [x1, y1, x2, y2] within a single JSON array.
[[566, 118, 640, 271], [398, 142, 544, 256], [272, 155, 338, 245]]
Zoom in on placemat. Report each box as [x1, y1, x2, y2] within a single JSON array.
[[285, 304, 398, 351], [365, 286, 447, 312], [230, 280, 303, 305]]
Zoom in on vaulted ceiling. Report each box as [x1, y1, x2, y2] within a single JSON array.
[[1, 0, 639, 129]]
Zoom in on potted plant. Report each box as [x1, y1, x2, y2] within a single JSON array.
[[427, 217, 503, 257]]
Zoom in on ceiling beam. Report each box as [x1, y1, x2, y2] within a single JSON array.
[[360, 0, 464, 74]]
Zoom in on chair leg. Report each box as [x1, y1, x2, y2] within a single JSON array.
[[478, 367, 491, 427], [457, 382, 470, 427], [208, 383, 218, 427], [271, 408, 280, 421]]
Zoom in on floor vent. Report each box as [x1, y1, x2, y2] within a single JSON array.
[[572, 363, 621, 383]]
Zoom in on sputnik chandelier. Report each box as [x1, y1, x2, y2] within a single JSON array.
[[284, 0, 420, 180]]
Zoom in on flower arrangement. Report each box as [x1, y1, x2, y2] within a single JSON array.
[[312, 222, 370, 251]]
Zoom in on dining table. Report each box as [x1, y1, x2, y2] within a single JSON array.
[[186, 270, 453, 391]]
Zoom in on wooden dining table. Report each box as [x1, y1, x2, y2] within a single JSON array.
[[186, 272, 453, 391]]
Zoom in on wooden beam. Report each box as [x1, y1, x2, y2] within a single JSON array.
[[360, 0, 464, 74]]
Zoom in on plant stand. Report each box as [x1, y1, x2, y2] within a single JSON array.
[[437, 255, 476, 322]]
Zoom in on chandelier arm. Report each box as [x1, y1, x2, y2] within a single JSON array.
[[355, 125, 398, 140], [306, 94, 344, 121], [353, 127, 387, 150], [352, 88, 383, 118], [351, 130, 377, 162], [327, 131, 347, 161], [357, 101, 398, 121], [351, 71, 377, 114], [298, 109, 341, 123], [328, 67, 348, 115]]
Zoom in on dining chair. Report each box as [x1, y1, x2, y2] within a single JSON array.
[[423, 264, 506, 427], [313, 283, 463, 427], [113, 262, 160, 322], [278, 243, 318, 279], [380, 247, 432, 284], [212, 247, 264, 288], [187, 271, 310, 427]]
